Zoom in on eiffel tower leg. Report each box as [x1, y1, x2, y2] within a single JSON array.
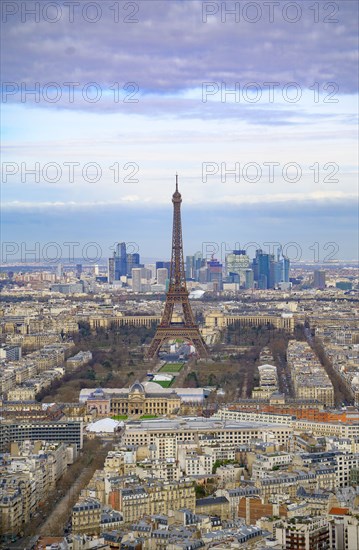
[[191, 337, 209, 358], [182, 300, 196, 326], [146, 335, 165, 359]]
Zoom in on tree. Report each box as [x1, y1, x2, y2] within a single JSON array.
[[194, 484, 206, 498], [87, 369, 96, 380]]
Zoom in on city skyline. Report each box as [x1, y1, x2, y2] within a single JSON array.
[[1, 179, 358, 263]]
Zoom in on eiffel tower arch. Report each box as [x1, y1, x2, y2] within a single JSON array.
[[146, 176, 209, 359]]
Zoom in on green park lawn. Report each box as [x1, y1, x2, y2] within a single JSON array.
[[159, 362, 184, 373]]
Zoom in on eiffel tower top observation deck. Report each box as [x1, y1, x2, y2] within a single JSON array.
[[146, 175, 208, 358]]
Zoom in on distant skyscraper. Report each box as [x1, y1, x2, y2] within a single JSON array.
[[198, 266, 208, 283], [245, 269, 254, 289], [108, 256, 115, 284], [314, 270, 326, 289], [226, 250, 250, 285], [131, 267, 142, 292], [131, 267, 152, 292], [127, 252, 140, 274], [282, 256, 290, 283], [207, 258, 223, 289], [76, 264, 82, 279], [108, 242, 127, 283], [115, 242, 127, 279], [258, 274, 268, 290], [185, 255, 194, 279], [146, 264, 156, 282], [254, 250, 271, 289], [193, 251, 204, 280], [269, 259, 282, 288], [56, 263, 63, 280], [157, 268, 168, 285]]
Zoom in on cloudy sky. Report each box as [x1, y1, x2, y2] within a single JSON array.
[[1, 0, 358, 263]]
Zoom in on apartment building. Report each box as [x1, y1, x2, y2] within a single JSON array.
[[121, 418, 292, 449], [109, 479, 195, 523], [287, 341, 334, 407], [0, 441, 72, 536], [275, 516, 330, 550], [72, 498, 102, 535], [0, 420, 83, 452]]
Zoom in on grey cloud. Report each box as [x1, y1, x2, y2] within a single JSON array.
[[2, 0, 358, 98]]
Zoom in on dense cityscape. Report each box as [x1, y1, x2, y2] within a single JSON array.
[[2, 0, 358, 549], [1, 180, 359, 549]]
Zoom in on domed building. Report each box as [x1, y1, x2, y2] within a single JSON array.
[[129, 381, 145, 394], [127, 381, 146, 416], [85, 381, 182, 419]]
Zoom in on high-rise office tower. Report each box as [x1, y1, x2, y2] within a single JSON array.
[[131, 268, 142, 292], [108, 242, 127, 283], [245, 269, 254, 289], [127, 253, 140, 275], [207, 258, 223, 289], [254, 250, 271, 289], [282, 256, 290, 283], [198, 266, 209, 283], [108, 257, 115, 284], [145, 264, 156, 281], [157, 268, 168, 285], [275, 247, 290, 284], [76, 264, 82, 279], [313, 270, 326, 289], [226, 250, 250, 286], [185, 255, 195, 279], [131, 267, 152, 292], [56, 263, 63, 280], [269, 259, 282, 288], [115, 242, 127, 280], [193, 251, 204, 280]]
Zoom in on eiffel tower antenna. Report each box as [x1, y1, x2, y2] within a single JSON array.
[[146, 175, 209, 359]]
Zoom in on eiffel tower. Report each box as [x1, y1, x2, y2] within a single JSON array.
[[146, 176, 209, 359]]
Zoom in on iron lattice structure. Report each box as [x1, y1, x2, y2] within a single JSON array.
[[146, 176, 209, 359]]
